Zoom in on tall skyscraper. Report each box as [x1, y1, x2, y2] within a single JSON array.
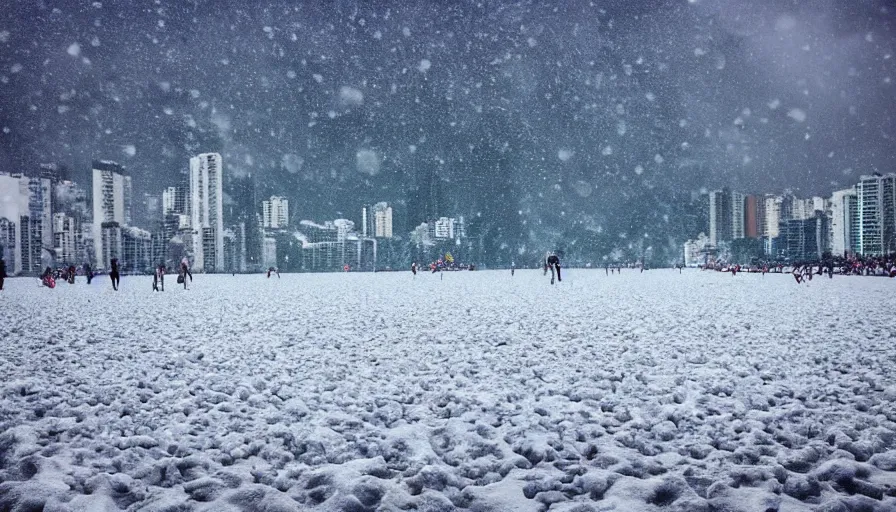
[[0, 173, 25, 274], [763, 195, 782, 239], [162, 186, 178, 216], [53, 213, 77, 265], [708, 189, 732, 246], [373, 202, 393, 238], [731, 191, 745, 240], [0, 217, 17, 274], [189, 153, 224, 272], [830, 187, 859, 257], [91, 160, 128, 270], [262, 196, 289, 229], [781, 212, 830, 261], [362, 206, 370, 238], [857, 174, 893, 256], [744, 195, 760, 238]]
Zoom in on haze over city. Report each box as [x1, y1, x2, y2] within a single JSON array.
[[1, 0, 894, 265]]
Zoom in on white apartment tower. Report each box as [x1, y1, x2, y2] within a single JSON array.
[[708, 189, 732, 246], [362, 206, 369, 238], [830, 187, 859, 257], [91, 161, 128, 270], [162, 186, 177, 215], [763, 195, 782, 239], [373, 202, 393, 238], [262, 196, 289, 229], [857, 174, 896, 256], [731, 191, 745, 240], [189, 153, 224, 272]]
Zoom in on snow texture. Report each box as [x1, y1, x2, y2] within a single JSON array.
[[1, 271, 895, 511]]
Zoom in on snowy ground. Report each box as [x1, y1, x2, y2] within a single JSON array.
[[1, 270, 895, 512]]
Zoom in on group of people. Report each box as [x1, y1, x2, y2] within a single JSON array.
[[26, 259, 194, 291], [702, 252, 896, 283], [410, 261, 476, 275], [150, 260, 193, 291]]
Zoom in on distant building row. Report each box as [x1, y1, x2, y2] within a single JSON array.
[[2, 156, 469, 274], [0, 154, 226, 274], [686, 173, 896, 265]]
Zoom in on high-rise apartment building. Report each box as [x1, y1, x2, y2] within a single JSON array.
[[189, 153, 224, 272], [373, 202, 393, 238], [53, 213, 78, 265], [91, 161, 128, 269], [857, 174, 896, 256], [731, 191, 745, 240], [121, 226, 152, 273], [162, 186, 179, 216], [830, 187, 860, 257], [744, 195, 762, 238], [0, 217, 17, 274], [708, 189, 732, 246], [262, 196, 289, 229], [763, 195, 782, 238]]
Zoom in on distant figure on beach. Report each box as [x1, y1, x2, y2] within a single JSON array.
[[179, 259, 192, 289], [792, 266, 801, 283], [110, 258, 120, 291], [547, 253, 561, 285], [153, 263, 165, 292], [41, 266, 56, 288]]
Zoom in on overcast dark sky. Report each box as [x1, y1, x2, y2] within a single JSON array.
[[0, 0, 894, 242]]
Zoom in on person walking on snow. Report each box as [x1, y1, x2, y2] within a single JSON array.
[[547, 252, 561, 284], [0, 257, 6, 291], [179, 259, 192, 289], [153, 262, 165, 291], [110, 258, 121, 291]]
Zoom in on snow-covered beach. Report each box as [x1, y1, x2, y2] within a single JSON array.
[[1, 270, 894, 511]]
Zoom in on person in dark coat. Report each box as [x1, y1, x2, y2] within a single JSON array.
[[547, 253, 561, 284], [84, 263, 93, 284], [179, 259, 192, 289], [110, 258, 120, 291], [0, 258, 6, 291]]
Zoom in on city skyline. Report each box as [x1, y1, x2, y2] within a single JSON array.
[[2, 1, 894, 265], [0, 152, 422, 274], [689, 172, 896, 266], [4, 151, 896, 274]]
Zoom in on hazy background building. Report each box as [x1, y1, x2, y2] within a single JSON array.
[[189, 153, 224, 272], [91, 161, 129, 270]]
